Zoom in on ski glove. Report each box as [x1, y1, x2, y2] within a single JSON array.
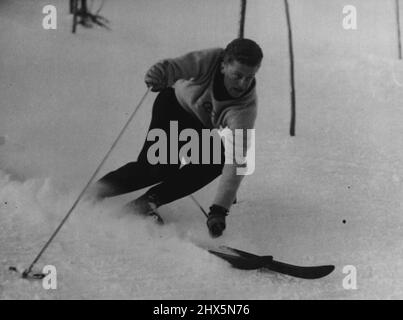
[[207, 204, 229, 238], [144, 65, 167, 92]]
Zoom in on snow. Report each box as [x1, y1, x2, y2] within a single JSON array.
[[1, 0, 403, 299]]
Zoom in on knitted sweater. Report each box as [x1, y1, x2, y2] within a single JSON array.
[[148, 48, 258, 209]]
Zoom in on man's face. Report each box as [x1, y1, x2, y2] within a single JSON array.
[[221, 60, 260, 98]]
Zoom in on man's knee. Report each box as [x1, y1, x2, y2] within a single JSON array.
[[86, 181, 116, 202]]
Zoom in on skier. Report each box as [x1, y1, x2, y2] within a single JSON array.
[[89, 38, 263, 237]]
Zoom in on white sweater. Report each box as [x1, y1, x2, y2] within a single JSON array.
[[147, 48, 258, 209]]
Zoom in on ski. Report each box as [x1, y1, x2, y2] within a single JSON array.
[[208, 246, 335, 279]]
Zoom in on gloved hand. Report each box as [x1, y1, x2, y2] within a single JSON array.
[[144, 65, 167, 92], [206, 204, 229, 238]]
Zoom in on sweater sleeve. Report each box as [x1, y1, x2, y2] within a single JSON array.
[[213, 105, 257, 210], [146, 48, 222, 88]]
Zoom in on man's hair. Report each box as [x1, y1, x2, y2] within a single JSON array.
[[223, 38, 263, 67]]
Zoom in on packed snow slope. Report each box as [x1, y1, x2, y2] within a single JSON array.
[[1, 0, 403, 299]]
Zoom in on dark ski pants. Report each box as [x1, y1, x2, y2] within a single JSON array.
[[95, 88, 225, 206]]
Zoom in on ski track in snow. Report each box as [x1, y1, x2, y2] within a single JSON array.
[[1, 0, 403, 299], [0, 171, 332, 300], [1, 168, 402, 299]]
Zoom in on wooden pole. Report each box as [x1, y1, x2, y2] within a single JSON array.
[[239, 0, 247, 38], [284, 0, 296, 136], [396, 0, 402, 59]]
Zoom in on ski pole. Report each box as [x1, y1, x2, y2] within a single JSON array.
[[14, 87, 151, 279], [189, 194, 208, 218]]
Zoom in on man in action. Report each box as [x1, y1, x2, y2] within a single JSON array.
[[91, 38, 263, 238]]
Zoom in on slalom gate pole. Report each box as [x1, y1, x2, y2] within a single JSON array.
[[396, 0, 402, 60], [17, 88, 151, 279], [239, 0, 247, 38], [284, 0, 296, 137]]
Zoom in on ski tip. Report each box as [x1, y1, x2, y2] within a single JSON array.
[[286, 264, 336, 280], [324, 265, 336, 274], [318, 265, 335, 273], [312, 265, 335, 279]]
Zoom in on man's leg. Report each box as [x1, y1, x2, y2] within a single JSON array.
[[141, 126, 226, 206], [92, 161, 178, 200], [90, 88, 186, 200], [143, 161, 224, 206]]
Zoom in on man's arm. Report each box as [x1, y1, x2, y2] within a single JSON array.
[[144, 48, 222, 91], [213, 164, 245, 209], [213, 106, 257, 210], [207, 126, 253, 237]]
